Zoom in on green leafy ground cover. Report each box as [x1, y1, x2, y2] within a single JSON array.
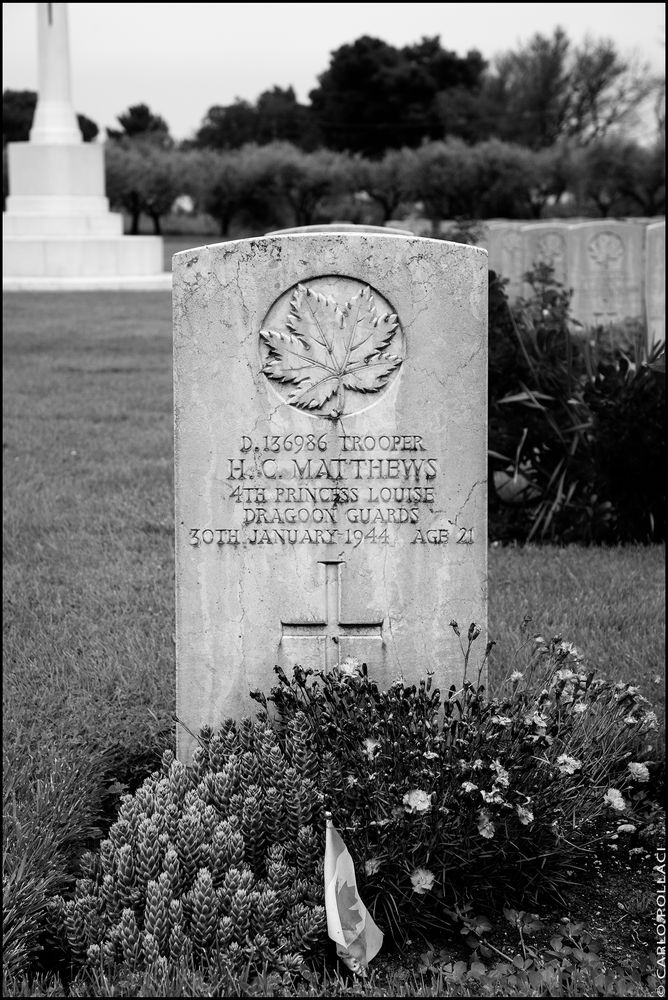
[[3, 292, 664, 995]]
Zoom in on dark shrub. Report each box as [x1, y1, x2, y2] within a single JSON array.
[[488, 264, 665, 544]]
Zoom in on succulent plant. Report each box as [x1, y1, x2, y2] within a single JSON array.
[[56, 715, 326, 978]]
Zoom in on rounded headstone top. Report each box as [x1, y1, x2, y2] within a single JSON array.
[[264, 222, 415, 237]]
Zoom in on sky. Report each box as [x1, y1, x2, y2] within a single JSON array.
[[3, 2, 665, 141]]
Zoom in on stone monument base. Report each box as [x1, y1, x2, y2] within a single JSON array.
[[3, 235, 164, 278], [3, 139, 165, 281]]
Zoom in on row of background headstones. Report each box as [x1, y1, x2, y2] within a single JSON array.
[[389, 218, 665, 347]]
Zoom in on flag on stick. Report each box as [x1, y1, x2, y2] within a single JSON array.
[[324, 812, 383, 974]]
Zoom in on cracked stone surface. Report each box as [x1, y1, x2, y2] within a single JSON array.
[[173, 231, 488, 762]]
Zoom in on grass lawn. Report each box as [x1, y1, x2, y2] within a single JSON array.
[[2, 291, 664, 994]]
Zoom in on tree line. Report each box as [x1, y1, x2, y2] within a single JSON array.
[[3, 28, 664, 233], [187, 28, 662, 155], [102, 136, 664, 236]]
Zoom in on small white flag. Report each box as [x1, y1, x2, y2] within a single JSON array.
[[324, 813, 383, 974]]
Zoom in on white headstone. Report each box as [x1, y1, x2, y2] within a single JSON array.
[[483, 222, 524, 300], [520, 222, 573, 293], [568, 221, 645, 329], [645, 221, 665, 347], [173, 228, 488, 761]]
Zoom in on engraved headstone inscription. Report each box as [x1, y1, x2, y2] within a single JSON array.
[[568, 221, 645, 329], [173, 227, 488, 761]]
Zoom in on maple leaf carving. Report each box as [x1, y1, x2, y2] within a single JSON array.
[[260, 283, 402, 416]]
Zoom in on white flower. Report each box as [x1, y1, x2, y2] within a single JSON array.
[[423, 751, 439, 761], [461, 781, 478, 794], [516, 804, 534, 825], [477, 809, 495, 839], [531, 712, 548, 731], [491, 761, 509, 788], [641, 711, 659, 731], [410, 868, 435, 894], [572, 703, 588, 714], [339, 657, 361, 677], [559, 642, 583, 661], [403, 789, 432, 813], [492, 715, 512, 728], [364, 739, 380, 759], [555, 668, 576, 683], [556, 754, 582, 776], [365, 857, 382, 876], [471, 759, 484, 771], [603, 788, 626, 812], [627, 762, 650, 783], [481, 789, 505, 805], [510, 671, 524, 683], [346, 775, 358, 788], [617, 824, 637, 835]]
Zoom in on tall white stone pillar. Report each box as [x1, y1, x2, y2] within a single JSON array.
[[3, 2, 164, 284], [29, 3, 82, 144]]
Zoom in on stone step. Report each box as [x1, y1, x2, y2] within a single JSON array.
[[3, 213, 124, 236], [2, 235, 164, 277]]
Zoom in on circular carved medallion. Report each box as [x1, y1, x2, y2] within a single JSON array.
[[588, 232, 625, 267], [537, 233, 566, 263], [259, 276, 405, 418]]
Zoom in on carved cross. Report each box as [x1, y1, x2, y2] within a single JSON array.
[[281, 560, 383, 669]]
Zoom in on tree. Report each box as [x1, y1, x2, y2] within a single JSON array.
[[104, 141, 146, 233], [104, 142, 185, 234], [136, 146, 183, 234], [616, 137, 665, 216], [77, 114, 99, 142], [408, 140, 481, 233], [107, 103, 172, 147], [189, 149, 254, 236], [260, 143, 356, 227], [193, 89, 320, 151], [194, 100, 258, 150], [474, 140, 542, 218], [2, 89, 98, 144], [2, 90, 36, 143], [577, 136, 665, 217], [255, 87, 321, 149], [478, 29, 655, 148], [358, 148, 417, 223], [528, 141, 583, 215], [309, 35, 486, 156]]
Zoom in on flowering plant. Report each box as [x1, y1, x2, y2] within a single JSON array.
[[256, 625, 657, 943]]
